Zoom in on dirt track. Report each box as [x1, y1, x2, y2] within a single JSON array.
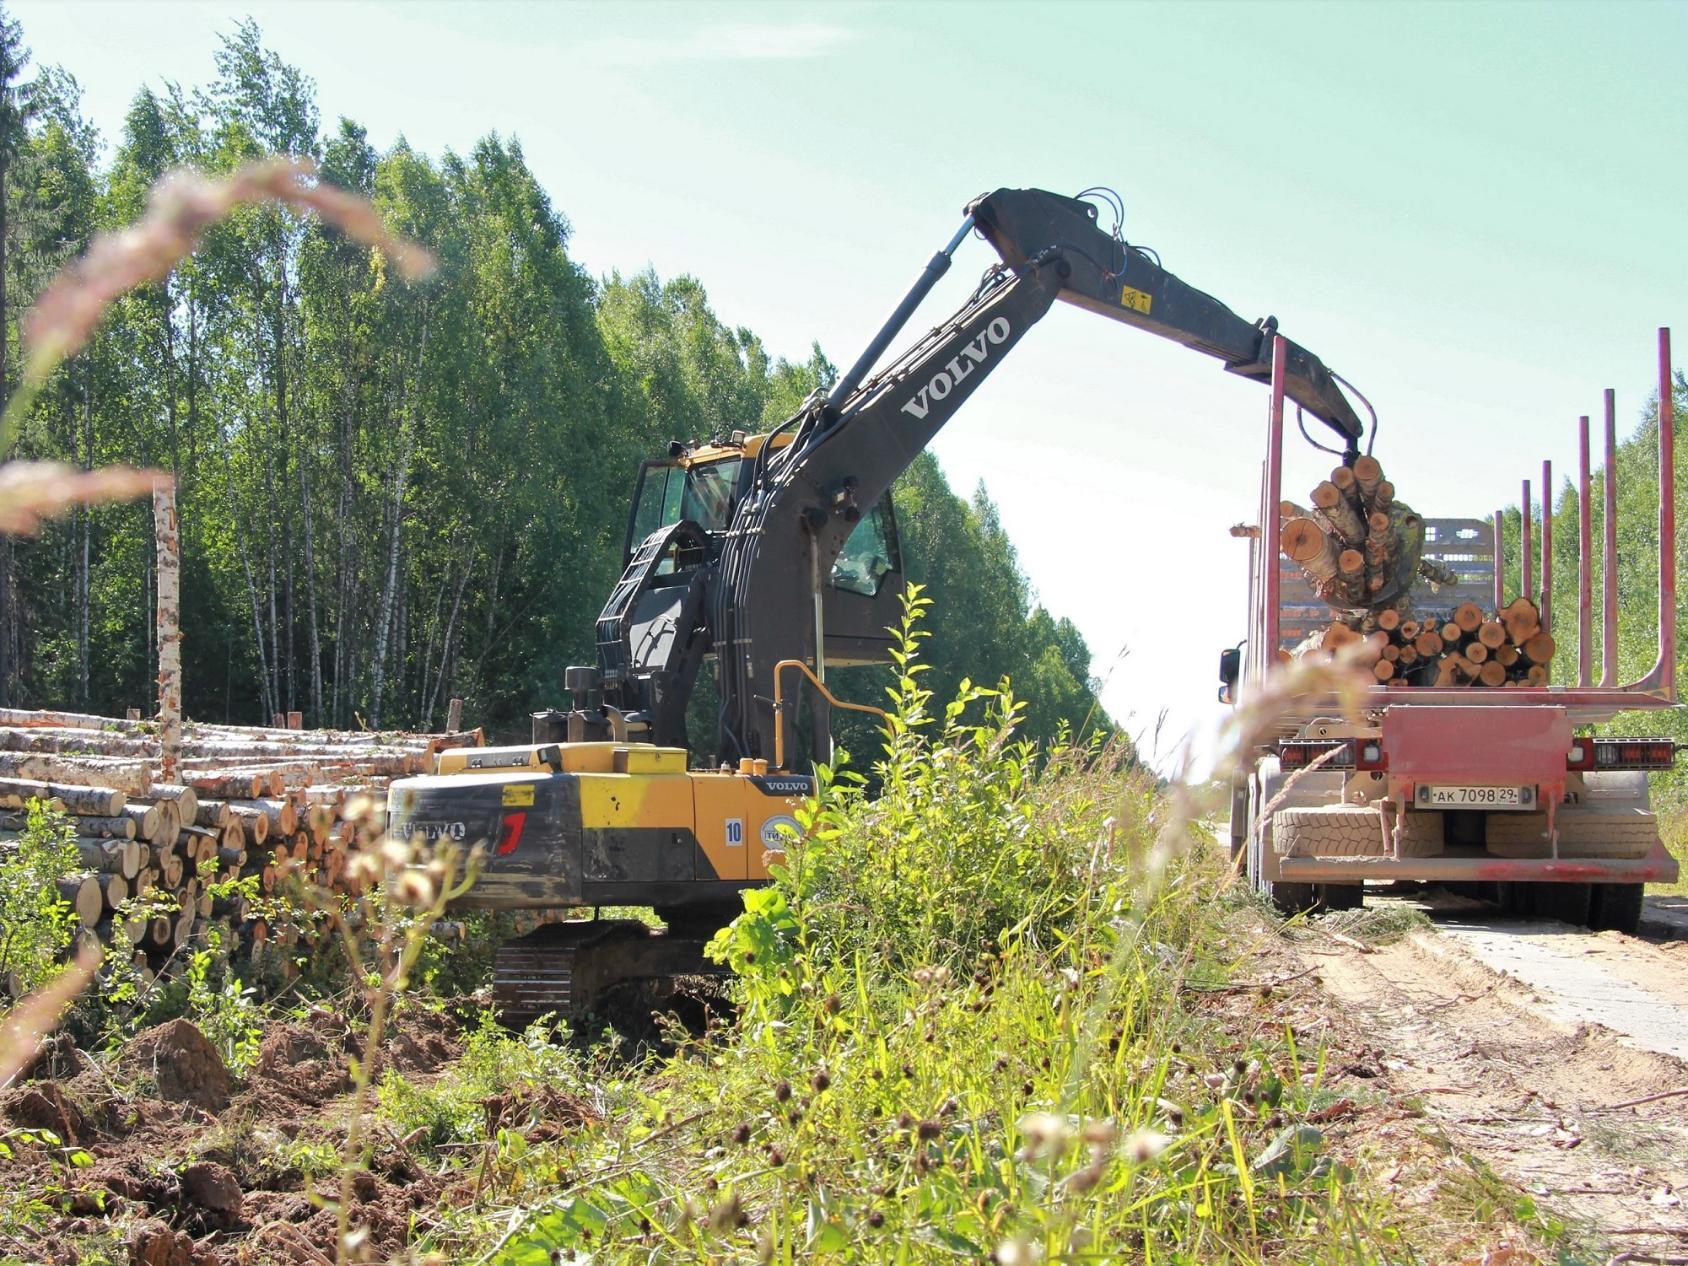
[[1291, 890, 1688, 1260]]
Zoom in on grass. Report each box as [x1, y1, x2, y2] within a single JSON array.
[[394, 598, 1431, 1263]]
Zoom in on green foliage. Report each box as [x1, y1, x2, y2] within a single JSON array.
[[482, 605, 1400, 1265], [182, 917, 263, 1075], [0, 798, 80, 997], [376, 1010, 587, 1159], [771, 587, 1102, 975]]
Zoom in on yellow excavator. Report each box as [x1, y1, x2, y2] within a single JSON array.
[[386, 185, 1363, 1020]]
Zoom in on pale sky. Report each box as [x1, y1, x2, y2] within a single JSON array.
[[11, 0, 1687, 770]]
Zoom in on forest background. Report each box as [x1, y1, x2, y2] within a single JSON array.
[[0, 12, 1112, 755]]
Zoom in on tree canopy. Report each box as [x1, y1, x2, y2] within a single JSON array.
[[0, 15, 1115, 754]]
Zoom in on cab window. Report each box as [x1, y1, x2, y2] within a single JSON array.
[[627, 457, 745, 558], [832, 498, 900, 596]]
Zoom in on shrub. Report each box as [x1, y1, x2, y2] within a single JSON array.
[[0, 799, 81, 998]]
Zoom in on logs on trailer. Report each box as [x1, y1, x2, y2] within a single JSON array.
[[1276, 455, 1559, 689], [1296, 590, 1555, 688], [0, 707, 484, 968], [1281, 456, 1428, 613]]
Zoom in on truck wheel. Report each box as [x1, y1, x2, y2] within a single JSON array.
[[1588, 883, 1644, 935], [1247, 812, 1318, 915], [1267, 879, 1320, 916], [1319, 883, 1364, 911], [1530, 882, 1592, 926], [1228, 771, 1250, 865]]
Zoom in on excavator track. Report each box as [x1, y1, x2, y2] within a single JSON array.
[[492, 918, 727, 1026]]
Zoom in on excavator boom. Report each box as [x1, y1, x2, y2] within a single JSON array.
[[967, 188, 1362, 445]]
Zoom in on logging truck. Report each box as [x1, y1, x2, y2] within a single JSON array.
[[1224, 329, 1681, 934]]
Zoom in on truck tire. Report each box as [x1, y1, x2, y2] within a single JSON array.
[[1320, 883, 1365, 911], [1529, 882, 1592, 926], [1274, 806, 1388, 857], [1486, 806, 1659, 859], [1588, 883, 1645, 934], [1247, 807, 1317, 916], [1228, 770, 1251, 864]]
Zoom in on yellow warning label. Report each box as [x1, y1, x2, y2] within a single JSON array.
[[1120, 285, 1153, 314], [501, 783, 536, 807]]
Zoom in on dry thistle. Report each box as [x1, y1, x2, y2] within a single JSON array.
[[0, 944, 99, 1089], [0, 462, 164, 535], [1121, 1128, 1172, 1164]]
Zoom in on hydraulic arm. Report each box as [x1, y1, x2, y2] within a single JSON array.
[[710, 187, 1360, 761]]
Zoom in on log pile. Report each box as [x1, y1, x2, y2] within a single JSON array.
[[0, 706, 483, 978], [1280, 457, 1555, 688], [1299, 597, 1556, 688]]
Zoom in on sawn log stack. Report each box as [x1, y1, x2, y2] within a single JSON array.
[[0, 706, 484, 980]]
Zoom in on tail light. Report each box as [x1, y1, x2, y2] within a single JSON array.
[[1566, 738, 1681, 771], [1278, 740, 1354, 770], [495, 811, 528, 855]]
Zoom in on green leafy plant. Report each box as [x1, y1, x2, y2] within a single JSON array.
[[0, 799, 81, 998]]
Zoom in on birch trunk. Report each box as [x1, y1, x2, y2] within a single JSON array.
[[370, 422, 413, 729], [153, 482, 182, 785]]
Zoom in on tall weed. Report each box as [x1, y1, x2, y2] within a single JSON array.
[[486, 593, 1400, 1264]]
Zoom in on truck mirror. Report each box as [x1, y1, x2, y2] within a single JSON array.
[[1218, 646, 1242, 689], [1217, 684, 1232, 705]]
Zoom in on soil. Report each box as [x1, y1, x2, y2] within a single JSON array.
[[8, 886, 1688, 1263], [0, 1004, 481, 1265], [1264, 888, 1688, 1261]]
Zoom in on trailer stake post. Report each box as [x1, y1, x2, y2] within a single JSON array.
[[1540, 460, 1553, 635], [1603, 389, 1618, 687], [1578, 416, 1593, 687], [1521, 479, 1533, 606]]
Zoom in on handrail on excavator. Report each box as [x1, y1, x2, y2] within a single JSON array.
[[771, 659, 889, 771]]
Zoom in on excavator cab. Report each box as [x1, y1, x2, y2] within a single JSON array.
[[624, 433, 906, 666]]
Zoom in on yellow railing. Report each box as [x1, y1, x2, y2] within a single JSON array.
[[772, 659, 888, 771]]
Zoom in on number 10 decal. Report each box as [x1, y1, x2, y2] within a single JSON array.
[[725, 818, 745, 847]]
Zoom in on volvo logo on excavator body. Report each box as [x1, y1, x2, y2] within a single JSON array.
[[899, 317, 1011, 421]]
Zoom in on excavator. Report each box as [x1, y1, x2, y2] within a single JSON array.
[[386, 185, 1364, 1020]]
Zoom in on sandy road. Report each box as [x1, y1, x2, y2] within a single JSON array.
[[1288, 889, 1688, 1259]]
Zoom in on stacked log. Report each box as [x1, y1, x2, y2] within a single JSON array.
[[0, 707, 483, 972], [1298, 596, 1555, 688], [1280, 456, 1426, 611]]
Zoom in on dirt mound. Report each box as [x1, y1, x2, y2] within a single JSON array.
[[291, 1168, 442, 1260], [83, 1160, 181, 1211], [3, 1080, 85, 1143], [181, 1160, 243, 1229], [122, 1020, 230, 1113], [381, 1005, 460, 1075], [484, 1083, 598, 1143], [128, 1217, 214, 1266], [246, 1021, 351, 1107]]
